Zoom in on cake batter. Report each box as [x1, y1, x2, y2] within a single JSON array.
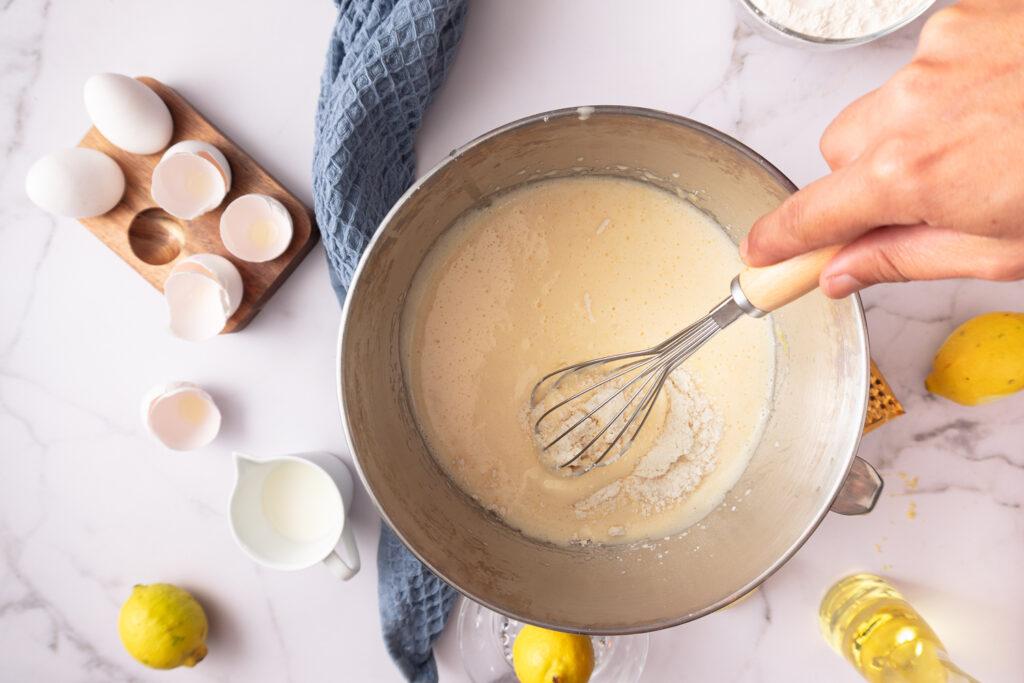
[[401, 176, 775, 544]]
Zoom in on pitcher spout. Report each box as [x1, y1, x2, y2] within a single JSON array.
[[232, 451, 262, 479]]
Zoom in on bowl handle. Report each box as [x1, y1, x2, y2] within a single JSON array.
[[830, 456, 884, 515]]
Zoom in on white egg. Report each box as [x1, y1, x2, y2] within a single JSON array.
[[164, 253, 244, 341], [84, 73, 173, 155], [151, 140, 232, 219], [141, 381, 221, 451], [219, 194, 294, 262], [25, 148, 125, 218]]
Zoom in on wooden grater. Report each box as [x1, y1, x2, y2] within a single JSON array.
[[864, 360, 905, 433]]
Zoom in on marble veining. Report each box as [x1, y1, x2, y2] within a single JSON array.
[[1, 1, 1020, 681]]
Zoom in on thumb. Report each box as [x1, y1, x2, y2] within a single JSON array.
[[819, 224, 1008, 298]]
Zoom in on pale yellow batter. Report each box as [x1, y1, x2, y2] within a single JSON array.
[[401, 177, 774, 545]]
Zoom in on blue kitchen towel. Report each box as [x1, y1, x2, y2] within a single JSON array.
[[312, 1, 467, 681]]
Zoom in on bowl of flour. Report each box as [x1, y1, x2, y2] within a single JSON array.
[[737, 0, 936, 48]]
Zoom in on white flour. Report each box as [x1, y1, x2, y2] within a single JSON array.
[[532, 367, 724, 528], [751, 0, 924, 39]]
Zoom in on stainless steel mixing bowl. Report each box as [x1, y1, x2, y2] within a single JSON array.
[[337, 106, 877, 634]]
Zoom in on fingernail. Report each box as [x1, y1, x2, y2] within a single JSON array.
[[739, 238, 749, 262], [824, 273, 864, 298]]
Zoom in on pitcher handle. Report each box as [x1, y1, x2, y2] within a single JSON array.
[[830, 456, 884, 516], [323, 523, 361, 580]]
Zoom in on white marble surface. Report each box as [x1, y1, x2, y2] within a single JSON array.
[[1, 1, 1021, 681]]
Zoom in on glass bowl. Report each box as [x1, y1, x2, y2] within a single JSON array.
[[457, 599, 649, 683], [735, 0, 936, 49]]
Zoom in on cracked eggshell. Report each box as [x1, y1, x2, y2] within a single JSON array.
[[25, 148, 125, 218], [177, 253, 244, 314], [219, 193, 294, 262], [164, 254, 244, 341], [141, 381, 221, 450], [84, 73, 173, 155], [151, 140, 232, 219], [164, 271, 231, 342]]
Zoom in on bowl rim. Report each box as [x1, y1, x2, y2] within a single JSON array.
[[336, 105, 870, 633]]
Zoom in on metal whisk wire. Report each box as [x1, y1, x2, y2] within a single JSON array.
[[531, 294, 748, 476], [529, 246, 842, 476]]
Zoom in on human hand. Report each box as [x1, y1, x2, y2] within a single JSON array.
[[740, 0, 1024, 298]]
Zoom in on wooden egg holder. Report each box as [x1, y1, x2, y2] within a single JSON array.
[[76, 77, 318, 334]]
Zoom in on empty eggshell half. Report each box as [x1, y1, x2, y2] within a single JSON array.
[[219, 194, 294, 262], [141, 381, 221, 450], [25, 148, 125, 218], [151, 140, 232, 219], [164, 253, 244, 341], [84, 73, 173, 155]]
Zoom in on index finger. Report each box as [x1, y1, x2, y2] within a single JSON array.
[[740, 155, 912, 267]]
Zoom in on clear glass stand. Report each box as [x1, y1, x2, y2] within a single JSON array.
[[457, 598, 649, 683]]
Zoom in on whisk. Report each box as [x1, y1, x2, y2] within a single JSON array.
[[531, 245, 841, 476]]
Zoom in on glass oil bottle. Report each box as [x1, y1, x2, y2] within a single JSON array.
[[819, 573, 979, 683]]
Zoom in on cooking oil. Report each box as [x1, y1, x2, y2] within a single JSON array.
[[819, 574, 978, 683]]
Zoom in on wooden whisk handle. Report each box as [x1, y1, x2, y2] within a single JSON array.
[[736, 245, 843, 313]]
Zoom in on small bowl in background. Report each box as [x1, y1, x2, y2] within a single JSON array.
[[735, 0, 937, 49]]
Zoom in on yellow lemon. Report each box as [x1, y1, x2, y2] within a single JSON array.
[[512, 624, 595, 683], [118, 583, 208, 669], [925, 312, 1024, 406]]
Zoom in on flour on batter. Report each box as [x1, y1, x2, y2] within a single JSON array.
[[569, 369, 724, 519]]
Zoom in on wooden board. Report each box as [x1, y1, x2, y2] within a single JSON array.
[[76, 77, 318, 334]]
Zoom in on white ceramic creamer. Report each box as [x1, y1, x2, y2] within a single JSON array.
[[229, 451, 360, 579]]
